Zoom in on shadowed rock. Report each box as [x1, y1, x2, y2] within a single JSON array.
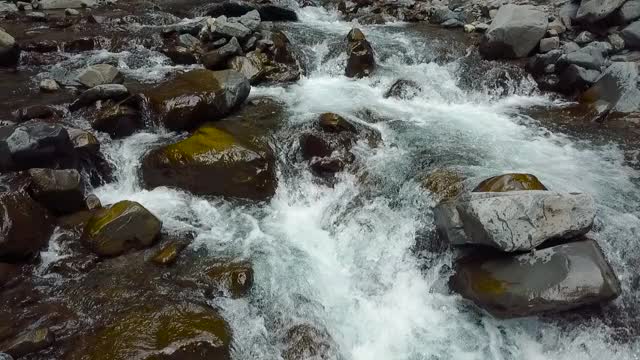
[[27, 168, 86, 215], [479, 5, 548, 59], [345, 28, 375, 78]]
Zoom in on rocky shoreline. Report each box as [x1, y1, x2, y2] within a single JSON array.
[[0, 0, 638, 358]]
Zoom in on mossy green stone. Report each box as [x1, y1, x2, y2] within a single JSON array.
[[473, 173, 547, 192]]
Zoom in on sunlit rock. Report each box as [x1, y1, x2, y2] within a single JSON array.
[[472, 173, 547, 192], [450, 239, 621, 317], [345, 28, 375, 78], [206, 262, 253, 298]]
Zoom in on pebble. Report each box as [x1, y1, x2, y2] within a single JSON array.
[[39, 79, 60, 92]]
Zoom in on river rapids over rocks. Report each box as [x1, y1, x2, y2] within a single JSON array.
[[0, 0, 640, 359]]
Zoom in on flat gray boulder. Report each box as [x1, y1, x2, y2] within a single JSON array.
[[576, 0, 626, 23], [583, 61, 640, 115], [450, 239, 621, 318], [76, 64, 123, 88], [435, 191, 596, 252], [479, 4, 548, 59]]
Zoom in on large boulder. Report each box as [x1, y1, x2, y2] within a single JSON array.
[[228, 52, 266, 84], [0, 190, 54, 261], [622, 20, 640, 49], [81, 200, 162, 257], [562, 45, 606, 71], [435, 191, 596, 252], [201, 37, 242, 70], [27, 168, 86, 215], [0, 29, 20, 68], [345, 28, 375, 78], [91, 101, 142, 138], [66, 303, 231, 360], [139, 69, 250, 131], [473, 173, 547, 192], [141, 123, 276, 200], [558, 64, 601, 94], [0, 121, 77, 171], [479, 5, 548, 60], [575, 0, 627, 23], [450, 239, 621, 318], [581, 62, 640, 116], [76, 64, 123, 88], [612, 0, 640, 25]]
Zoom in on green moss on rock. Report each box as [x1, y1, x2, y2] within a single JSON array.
[[473, 173, 547, 192]]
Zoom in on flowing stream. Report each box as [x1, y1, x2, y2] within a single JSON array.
[[87, 6, 640, 360]]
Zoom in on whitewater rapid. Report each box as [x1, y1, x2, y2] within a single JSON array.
[[92, 6, 640, 360]]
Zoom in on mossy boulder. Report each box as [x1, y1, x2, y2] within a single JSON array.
[[151, 241, 187, 266], [81, 200, 162, 257], [0, 190, 54, 261], [345, 28, 375, 78], [473, 173, 547, 192], [141, 123, 276, 200], [422, 168, 464, 201], [206, 262, 253, 298], [318, 113, 356, 133], [66, 303, 231, 360], [140, 69, 250, 131]]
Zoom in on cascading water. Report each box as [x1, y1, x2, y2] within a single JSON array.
[[90, 6, 640, 360]]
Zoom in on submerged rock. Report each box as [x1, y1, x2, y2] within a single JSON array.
[[141, 123, 276, 200], [384, 79, 421, 99], [282, 324, 333, 360], [206, 262, 253, 298], [473, 173, 547, 192], [0, 29, 20, 68], [345, 28, 375, 78], [422, 168, 464, 201], [435, 191, 596, 252], [0, 121, 77, 171], [81, 200, 162, 257], [0, 190, 53, 261], [67, 303, 231, 360], [450, 239, 621, 318], [139, 69, 250, 131], [2, 328, 54, 358], [27, 168, 86, 215], [479, 5, 548, 59], [318, 113, 356, 133], [151, 241, 187, 266]]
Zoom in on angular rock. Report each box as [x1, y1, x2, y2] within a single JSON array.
[[91, 102, 141, 138], [283, 324, 333, 360], [539, 37, 560, 53], [67, 303, 231, 360], [558, 64, 601, 94], [141, 123, 276, 200], [575, 0, 626, 23], [479, 4, 548, 59], [575, 31, 595, 45], [201, 37, 242, 70], [140, 69, 250, 131], [209, 16, 251, 40], [0, 121, 76, 171], [309, 157, 345, 176], [228, 52, 265, 84], [318, 113, 356, 133], [239, 9, 260, 31], [204, 1, 297, 22], [612, 0, 640, 24], [0, 29, 20, 68], [27, 12, 47, 22], [84, 193, 101, 210], [384, 79, 421, 99], [81, 200, 162, 257], [435, 191, 596, 252], [206, 262, 253, 298], [450, 239, 621, 318], [66, 128, 99, 154], [581, 61, 640, 115], [3, 328, 54, 358], [38, 0, 95, 9], [69, 84, 129, 110], [151, 241, 186, 265], [473, 173, 547, 192], [622, 20, 640, 49], [63, 37, 95, 52], [0, 190, 53, 261], [260, 31, 301, 83], [527, 49, 563, 77], [0, 2, 18, 14], [39, 79, 60, 92], [27, 168, 85, 214], [299, 133, 332, 160], [76, 64, 123, 88], [608, 33, 626, 51], [162, 45, 198, 65], [564, 45, 605, 70], [345, 28, 375, 78], [12, 105, 59, 122]]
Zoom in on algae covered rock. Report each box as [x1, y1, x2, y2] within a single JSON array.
[[318, 113, 356, 133], [141, 123, 276, 200], [450, 239, 621, 318], [345, 28, 375, 78], [151, 241, 187, 266], [422, 168, 464, 201], [67, 303, 231, 360], [473, 173, 547, 192], [140, 69, 250, 131], [81, 200, 162, 257]]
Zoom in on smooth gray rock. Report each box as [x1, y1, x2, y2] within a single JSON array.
[[69, 84, 129, 110], [0, 121, 76, 171], [583, 61, 640, 114], [622, 20, 640, 49], [575, 0, 627, 23], [539, 37, 560, 53], [0, 29, 20, 68], [612, 0, 640, 24], [39, 79, 59, 92], [28, 168, 86, 214], [65, 8, 80, 15], [38, 0, 95, 9], [76, 64, 123, 88], [479, 4, 548, 59], [201, 36, 242, 70], [435, 191, 596, 252], [450, 239, 622, 318], [564, 46, 605, 70], [238, 9, 260, 31], [209, 15, 251, 39], [177, 33, 200, 48]]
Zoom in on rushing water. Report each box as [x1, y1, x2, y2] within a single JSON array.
[[87, 6, 640, 360]]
